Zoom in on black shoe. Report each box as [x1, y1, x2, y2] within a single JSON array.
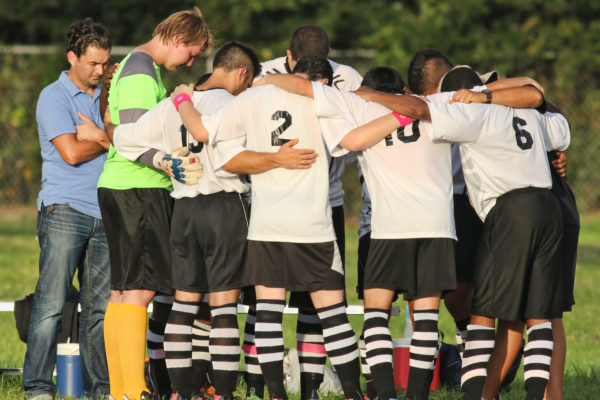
[[123, 391, 162, 400]]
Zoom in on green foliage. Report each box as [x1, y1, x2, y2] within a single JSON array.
[[0, 0, 599, 210]]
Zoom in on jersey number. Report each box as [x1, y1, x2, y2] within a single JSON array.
[[512, 117, 533, 150], [384, 120, 420, 146], [271, 111, 292, 146], [180, 124, 204, 153]]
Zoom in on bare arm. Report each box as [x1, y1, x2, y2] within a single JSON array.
[[450, 86, 544, 108], [255, 74, 315, 98], [75, 111, 110, 150], [52, 132, 107, 165], [487, 77, 545, 95], [222, 138, 318, 173], [172, 84, 210, 142], [353, 87, 431, 121]]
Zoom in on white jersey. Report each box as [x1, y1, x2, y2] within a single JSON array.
[[312, 82, 456, 240], [257, 56, 363, 91], [258, 56, 363, 207], [212, 84, 335, 243], [428, 99, 570, 220], [112, 88, 249, 198]]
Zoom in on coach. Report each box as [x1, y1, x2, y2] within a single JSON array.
[[23, 19, 111, 400]]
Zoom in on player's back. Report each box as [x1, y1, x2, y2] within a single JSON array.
[[314, 84, 455, 240], [217, 84, 333, 243], [428, 100, 570, 219]]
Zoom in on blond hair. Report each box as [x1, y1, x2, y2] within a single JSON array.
[[153, 7, 213, 51]]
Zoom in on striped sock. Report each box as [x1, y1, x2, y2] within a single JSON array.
[[192, 305, 213, 388], [255, 299, 287, 400], [297, 309, 326, 398], [405, 309, 439, 400], [455, 317, 470, 358], [316, 302, 362, 400], [164, 299, 200, 398], [363, 308, 396, 399], [147, 295, 173, 396], [242, 306, 264, 397], [358, 331, 377, 400], [524, 322, 553, 400], [210, 303, 241, 397], [461, 324, 495, 400]]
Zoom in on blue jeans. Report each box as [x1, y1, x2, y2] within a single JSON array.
[[23, 204, 110, 398]]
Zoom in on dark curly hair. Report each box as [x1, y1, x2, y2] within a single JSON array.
[[66, 18, 111, 57]]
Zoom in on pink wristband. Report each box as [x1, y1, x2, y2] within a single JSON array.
[[173, 93, 192, 112], [392, 112, 413, 127]]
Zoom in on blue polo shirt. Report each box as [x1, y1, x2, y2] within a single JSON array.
[[36, 71, 107, 219]]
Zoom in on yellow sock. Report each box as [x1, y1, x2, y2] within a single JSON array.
[[118, 303, 150, 399], [104, 302, 124, 400]]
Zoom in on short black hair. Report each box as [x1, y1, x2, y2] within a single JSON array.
[[439, 66, 483, 92], [289, 25, 330, 61], [213, 41, 262, 79], [407, 48, 453, 95], [66, 18, 111, 57], [362, 66, 405, 93], [292, 55, 334, 86]]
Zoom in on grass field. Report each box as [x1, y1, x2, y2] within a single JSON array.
[[0, 207, 599, 399]]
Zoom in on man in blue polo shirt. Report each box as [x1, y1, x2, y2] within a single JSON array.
[[23, 19, 112, 400]]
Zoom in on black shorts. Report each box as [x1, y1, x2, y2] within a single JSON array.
[[289, 206, 347, 308], [247, 240, 345, 292], [557, 224, 579, 313], [454, 193, 483, 283], [170, 192, 249, 293], [98, 187, 174, 294], [364, 237, 456, 301], [471, 187, 563, 321]]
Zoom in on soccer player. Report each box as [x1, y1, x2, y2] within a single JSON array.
[[354, 65, 408, 400], [97, 9, 211, 400], [354, 66, 570, 400], [258, 70, 456, 400], [208, 55, 363, 400], [255, 26, 363, 398]]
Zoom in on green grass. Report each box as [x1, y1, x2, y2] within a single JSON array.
[[1, 207, 599, 399]]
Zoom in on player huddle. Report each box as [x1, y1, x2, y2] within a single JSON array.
[[48, 8, 577, 400]]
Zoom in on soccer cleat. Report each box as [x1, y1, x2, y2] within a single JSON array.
[[198, 385, 216, 400], [144, 359, 158, 396], [123, 391, 161, 400]]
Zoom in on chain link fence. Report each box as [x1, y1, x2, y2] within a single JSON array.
[[1, 50, 599, 213]]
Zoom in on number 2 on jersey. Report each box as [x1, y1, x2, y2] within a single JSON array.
[[271, 110, 292, 146]]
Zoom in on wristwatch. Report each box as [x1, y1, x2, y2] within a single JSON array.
[[482, 89, 492, 104]]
